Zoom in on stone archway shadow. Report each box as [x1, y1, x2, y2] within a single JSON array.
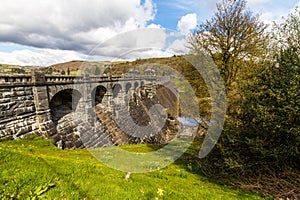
[[49, 89, 82, 125]]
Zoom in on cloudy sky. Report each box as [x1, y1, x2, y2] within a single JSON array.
[[0, 0, 299, 66]]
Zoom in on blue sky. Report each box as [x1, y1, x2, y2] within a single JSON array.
[[153, 0, 299, 29], [0, 0, 299, 66], [153, 0, 214, 29]]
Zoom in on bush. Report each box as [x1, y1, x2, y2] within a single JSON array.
[[200, 47, 300, 176]]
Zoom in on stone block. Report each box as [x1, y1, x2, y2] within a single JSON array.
[[15, 125, 32, 137], [14, 108, 26, 115], [25, 90, 33, 95], [0, 98, 10, 104], [24, 87, 33, 91], [0, 135, 13, 141], [15, 91, 25, 96], [66, 133, 74, 141], [14, 87, 25, 91], [52, 134, 61, 143], [74, 139, 83, 148], [2, 92, 14, 98], [17, 96, 27, 101], [0, 88, 10, 92], [64, 141, 74, 149]]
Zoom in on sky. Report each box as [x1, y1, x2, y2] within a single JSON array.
[[0, 0, 299, 66]]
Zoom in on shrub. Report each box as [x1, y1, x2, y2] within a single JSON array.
[[200, 47, 300, 176]]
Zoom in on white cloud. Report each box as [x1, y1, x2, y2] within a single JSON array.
[[248, 0, 271, 7], [177, 13, 198, 35], [0, 28, 189, 66], [0, 0, 157, 53], [0, 0, 170, 65], [0, 49, 85, 66], [259, 12, 277, 27], [88, 28, 168, 59], [167, 39, 189, 55], [147, 23, 163, 29], [290, 1, 300, 13], [259, 1, 300, 28]]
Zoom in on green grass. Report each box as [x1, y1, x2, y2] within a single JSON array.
[[0, 137, 269, 199]]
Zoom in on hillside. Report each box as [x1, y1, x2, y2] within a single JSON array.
[[47, 60, 114, 75], [45, 56, 202, 76], [0, 63, 43, 75], [49, 60, 85, 71]]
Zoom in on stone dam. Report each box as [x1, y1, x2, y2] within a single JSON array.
[[0, 70, 180, 149]]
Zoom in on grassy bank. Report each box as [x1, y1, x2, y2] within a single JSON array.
[[0, 137, 269, 199]]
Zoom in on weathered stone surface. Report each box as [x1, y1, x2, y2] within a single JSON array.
[[0, 98, 10, 103], [0, 73, 178, 150], [0, 85, 38, 139], [49, 86, 179, 149]]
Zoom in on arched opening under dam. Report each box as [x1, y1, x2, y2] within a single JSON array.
[[91, 85, 107, 107], [134, 82, 139, 90], [125, 83, 132, 94], [112, 84, 122, 98], [49, 89, 82, 124]]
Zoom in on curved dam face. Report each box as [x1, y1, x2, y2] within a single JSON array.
[[49, 84, 180, 149]]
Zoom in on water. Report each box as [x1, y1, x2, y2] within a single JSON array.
[[178, 116, 202, 127]]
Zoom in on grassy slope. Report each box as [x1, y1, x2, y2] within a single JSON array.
[[0, 138, 269, 200], [0, 64, 41, 74]]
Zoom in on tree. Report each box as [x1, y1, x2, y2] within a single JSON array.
[[241, 48, 299, 169], [67, 67, 70, 75], [199, 47, 300, 197], [197, 7, 300, 198], [187, 0, 267, 91], [271, 6, 300, 54]]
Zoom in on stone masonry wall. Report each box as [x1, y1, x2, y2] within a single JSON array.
[[0, 73, 178, 149], [0, 86, 38, 140], [50, 86, 180, 149]]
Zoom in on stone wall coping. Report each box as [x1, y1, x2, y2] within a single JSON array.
[[0, 74, 160, 87]]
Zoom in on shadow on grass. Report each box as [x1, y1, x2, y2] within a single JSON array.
[[142, 137, 270, 199]]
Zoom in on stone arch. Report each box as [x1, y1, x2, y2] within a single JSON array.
[[49, 89, 82, 124], [92, 85, 107, 107], [134, 82, 139, 89], [112, 84, 122, 98], [48, 84, 75, 101], [125, 82, 132, 94]]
